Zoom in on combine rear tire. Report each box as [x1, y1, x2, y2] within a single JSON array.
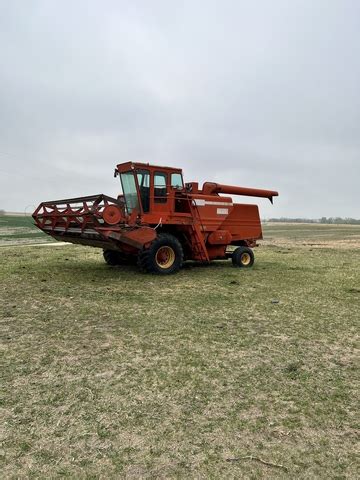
[[232, 247, 254, 268], [103, 249, 132, 266], [138, 233, 183, 274]]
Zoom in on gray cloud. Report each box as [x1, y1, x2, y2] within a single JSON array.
[[1, 0, 359, 218]]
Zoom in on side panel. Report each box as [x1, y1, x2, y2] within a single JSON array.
[[220, 204, 262, 241], [191, 195, 233, 232]]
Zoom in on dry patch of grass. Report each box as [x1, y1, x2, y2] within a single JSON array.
[[263, 223, 360, 249], [0, 224, 359, 478]]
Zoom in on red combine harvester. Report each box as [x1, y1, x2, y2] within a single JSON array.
[[33, 162, 278, 274]]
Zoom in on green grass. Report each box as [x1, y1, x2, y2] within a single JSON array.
[[0, 215, 51, 245], [0, 223, 359, 478]]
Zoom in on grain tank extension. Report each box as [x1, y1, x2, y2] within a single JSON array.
[[33, 162, 278, 274]]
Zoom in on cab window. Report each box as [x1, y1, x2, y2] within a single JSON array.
[[171, 173, 183, 189], [154, 172, 167, 203], [136, 169, 150, 212], [119, 171, 139, 214]]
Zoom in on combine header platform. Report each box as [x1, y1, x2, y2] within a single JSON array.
[[33, 162, 278, 274]]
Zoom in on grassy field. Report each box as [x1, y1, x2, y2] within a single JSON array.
[[1, 220, 359, 478], [263, 222, 360, 248], [0, 215, 53, 246]]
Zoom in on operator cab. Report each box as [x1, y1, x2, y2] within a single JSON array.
[[115, 162, 185, 216]]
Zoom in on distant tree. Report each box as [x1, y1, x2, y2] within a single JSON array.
[[0, 209, 5, 216]]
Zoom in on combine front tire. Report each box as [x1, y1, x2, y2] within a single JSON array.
[[138, 233, 183, 274], [232, 246, 254, 268]]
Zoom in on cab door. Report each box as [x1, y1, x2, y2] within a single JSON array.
[[151, 171, 169, 213]]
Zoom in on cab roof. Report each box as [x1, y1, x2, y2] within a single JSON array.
[[116, 162, 182, 174]]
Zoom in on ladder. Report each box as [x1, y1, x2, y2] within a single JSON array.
[[187, 196, 210, 262]]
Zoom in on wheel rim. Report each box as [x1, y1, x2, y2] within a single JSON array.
[[241, 252, 251, 265], [155, 246, 176, 269]]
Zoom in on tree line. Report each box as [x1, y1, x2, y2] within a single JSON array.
[[264, 217, 360, 225]]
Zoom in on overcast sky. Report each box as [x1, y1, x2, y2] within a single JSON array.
[[0, 0, 359, 218]]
